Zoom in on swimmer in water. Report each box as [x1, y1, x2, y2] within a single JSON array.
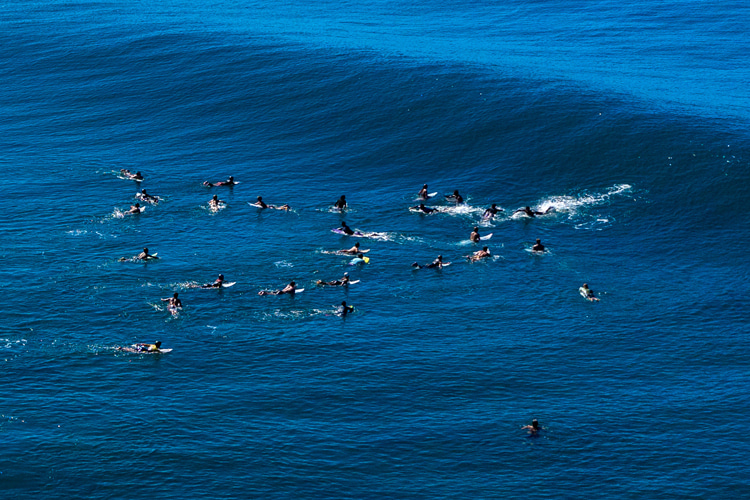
[[201, 274, 225, 288], [522, 419, 541, 436], [317, 273, 351, 286], [514, 206, 556, 217], [339, 300, 355, 317], [580, 283, 600, 301], [446, 190, 464, 204], [470, 226, 481, 242], [203, 176, 235, 187], [483, 203, 502, 218], [334, 195, 347, 210], [418, 184, 430, 199], [468, 246, 491, 262], [161, 292, 182, 308], [412, 255, 445, 269], [410, 203, 438, 214], [532, 238, 545, 252]]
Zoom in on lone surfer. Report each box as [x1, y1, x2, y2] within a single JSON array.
[[580, 283, 600, 301], [334, 195, 347, 210], [522, 419, 541, 436], [137, 247, 158, 260], [134, 341, 162, 353]]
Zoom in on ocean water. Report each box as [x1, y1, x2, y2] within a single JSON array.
[[2, 0, 749, 498]]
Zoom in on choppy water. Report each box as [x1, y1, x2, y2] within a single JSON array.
[[2, 0, 749, 498]]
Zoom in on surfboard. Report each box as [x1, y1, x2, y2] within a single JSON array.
[[481, 233, 493, 240], [121, 346, 173, 354]]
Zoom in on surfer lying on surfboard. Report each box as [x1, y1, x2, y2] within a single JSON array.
[[445, 190, 464, 203], [317, 273, 352, 286], [580, 283, 600, 301], [467, 246, 491, 262], [125, 203, 144, 214], [412, 255, 448, 269], [250, 196, 291, 211], [410, 203, 438, 214], [201, 274, 225, 288], [137, 189, 160, 204], [514, 206, 556, 217], [483, 204, 502, 219], [120, 169, 143, 181], [258, 281, 299, 296], [119, 341, 166, 353], [339, 242, 369, 255], [203, 176, 236, 187]]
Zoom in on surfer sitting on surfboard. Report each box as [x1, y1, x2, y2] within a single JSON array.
[[137, 247, 158, 260], [483, 204, 502, 218], [120, 169, 143, 181], [202, 274, 225, 288], [204, 176, 236, 187], [468, 246, 491, 262], [470, 226, 482, 242], [411, 203, 437, 214], [412, 255, 446, 269], [514, 206, 555, 217], [209, 194, 224, 209], [317, 273, 351, 286], [259, 281, 297, 296], [161, 292, 182, 308], [418, 184, 430, 199], [580, 283, 600, 301], [339, 301, 354, 317], [334, 195, 347, 210], [446, 190, 464, 203], [532, 238, 545, 252]]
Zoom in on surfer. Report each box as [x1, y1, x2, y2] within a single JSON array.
[[580, 283, 600, 301], [259, 281, 297, 296], [514, 206, 555, 217], [340, 242, 366, 255], [201, 274, 225, 288], [252, 196, 290, 210], [137, 247, 158, 260], [522, 419, 541, 436], [412, 255, 445, 269], [204, 176, 235, 187], [334, 195, 347, 210], [126, 203, 143, 214], [317, 273, 351, 286], [339, 301, 354, 317], [418, 184, 430, 199], [446, 190, 464, 203], [468, 246, 491, 262], [483, 203, 502, 218], [470, 226, 481, 242], [532, 238, 545, 252], [410, 203, 437, 214], [253, 196, 269, 209], [138, 189, 159, 203], [161, 292, 182, 308], [133, 341, 162, 353], [339, 221, 355, 236], [209, 194, 224, 209], [120, 169, 143, 181]]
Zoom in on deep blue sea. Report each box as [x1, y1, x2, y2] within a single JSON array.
[[2, 0, 749, 498]]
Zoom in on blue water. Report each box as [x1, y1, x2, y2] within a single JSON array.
[[2, 0, 749, 498]]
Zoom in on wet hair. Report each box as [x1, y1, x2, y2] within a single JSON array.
[[482, 246, 488, 251], [257, 196, 262, 200], [290, 281, 296, 286], [173, 292, 179, 298], [143, 248, 149, 252], [218, 274, 224, 279], [155, 341, 162, 348], [473, 226, 478, 231]]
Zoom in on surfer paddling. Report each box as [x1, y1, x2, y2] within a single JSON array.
[[203, 176, 236, 187], [410, 203, 438, 214], [468, 246, 491, 262], [412, 255, 446, 269], [137, 189, 160, 203], [339, 301, 355, 317], [514, 206, 555, 217], [251, 196, 290, 210], [446, 190, 464, 203], [338, 221, 355, 236], [120, 341, 162, 353], [126, 203, 143, 214], [201, 274, 225, 288], [137, 247, 158, 260], [580, 283, 600, 301], [340, 242, 368, 255], [120, 169, 143, 181], [317, 273, 351, 286], [483, 203, 502, 218], [161, 292, 182, 308], [258, 281, 297, 296]]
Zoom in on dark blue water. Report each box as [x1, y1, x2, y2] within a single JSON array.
[[2, 1, 749, 498]]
